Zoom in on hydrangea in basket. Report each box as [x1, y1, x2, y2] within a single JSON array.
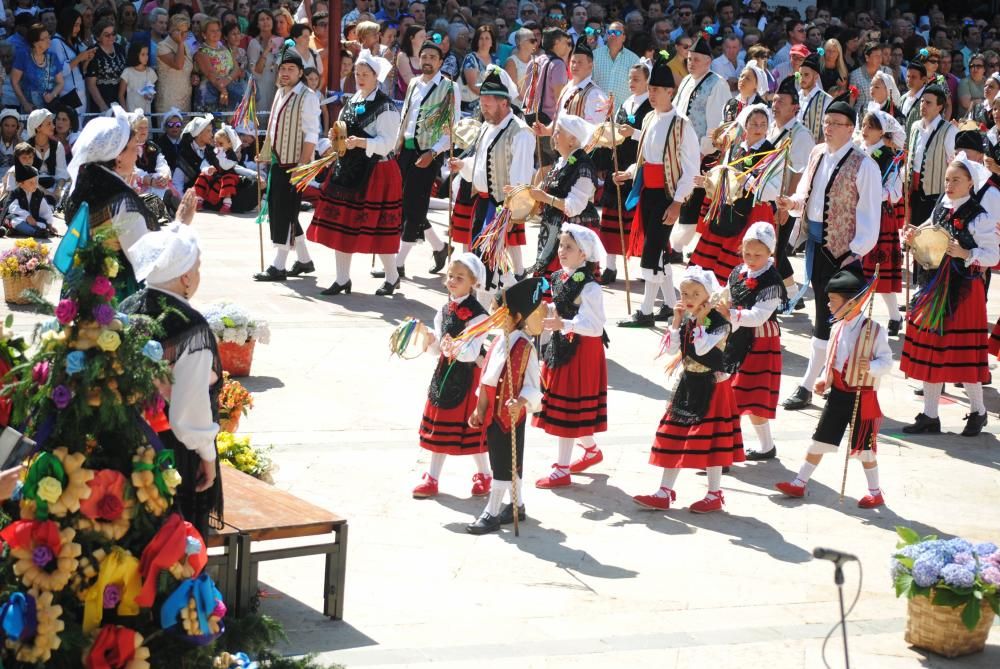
[[0, 238, 54, 304], [892, 526, 1000, 657], [218, 372, 253, 434], [203, 303, 270, 377]]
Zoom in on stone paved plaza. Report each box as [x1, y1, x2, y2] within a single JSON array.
[[4, 207, 999, 668]]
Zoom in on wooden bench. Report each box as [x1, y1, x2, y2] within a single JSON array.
[[214, 467, 348, 619], [206, 523, 240, 608]]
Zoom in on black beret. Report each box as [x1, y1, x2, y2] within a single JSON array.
[[826, 100, 856, 125]]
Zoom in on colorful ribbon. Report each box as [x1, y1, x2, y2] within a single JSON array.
[[131, 448, 175, 499], [159, 573, 224, 637], [136, 514, 207, 608], [21, 452, 67, 519], [0, 592, 38, 642], [82, 548, 141, 633]]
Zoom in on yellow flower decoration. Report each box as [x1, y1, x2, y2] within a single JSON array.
[[103, 257, 120, 278], [48, 448, 94, 517], [36, 477, 63, 505], [162, 468, 182, 490], [96, 330, 121, 352], [80, 548, 141, 633], [131, 446, 177, 517], [10, 526, 82, 592], [5, 589, 65, 664]]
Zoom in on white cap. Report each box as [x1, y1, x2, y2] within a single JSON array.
[[453, 252, 486, 287], [183, 114, 215, 138], [735, 102, 772, 131], [871, 110, 905, 147], [162, 107, 185, 123], [681, 265, 722, 296], [355, 49, 393, 83], [26, 108, 55, 138], [67, 104, 132, 187], [555, 114, 598, 149], [742, 63, 769, 98], [131, 224, 201, 285], [220, 123, 240, 152], [561, 222, 607, 267], [954, 151, 991, 192], [742, 221, 777, 253], [0, 109, 19, 125]]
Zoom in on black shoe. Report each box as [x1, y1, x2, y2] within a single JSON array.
[[465, 512, 501, 535], [320, 279, 352, 296], [598, 268, 617, 285], [253, 266, 287, 282], [375, 278, 400, 296], [299, 201, 314, 211], [498, 503, 526, 525], [746, 446, 777, 461], [782, 386, 812, 410], [888, 319, 901, 337], [961, 412, 988, 437], [371, 266, 404, 279], [667, 250, 684, 264], [430, 245, 452, 273], [287, 260, 315, 277], [617, 310, 656, 327], [902, 413, 941, 434], [654, 304, 673, 321], [514, 272, 527, 282], [794, 298, 806, 310]]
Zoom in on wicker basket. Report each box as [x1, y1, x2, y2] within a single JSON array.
[[2, 272, 51, 305], [218, 339, 256, 377], [905, 594, 996, 658]]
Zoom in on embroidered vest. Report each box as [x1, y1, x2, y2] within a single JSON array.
[[486, 336, 533, 432], [543, 269, 600, 368], [724, 264, 783, 372], [28, 137, 58, 181], [15, 189, 45, 221], [824, 318, 881, 390], [428, 296, 488, 409], [330, 90, 397, 190], [397, 76, 455, 151], [264, 85, 309, 165], [563, 80, 597, 119], [634, 113, 686, 199], [668, 311, 730, 425], [676, 71, 722, 138], [484, 117, 533, 203], [722, 94, 764, 124], [903, 91, 923, 137], [802, 145, 866, 259], [906, 119, 949, 196], [801, 89, 831, 144]]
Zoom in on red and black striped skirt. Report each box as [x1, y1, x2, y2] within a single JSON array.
[[731, 321, 782, 419], [689, 204, 774, 284], [862, 203, 903, 293], [532, 335, 608, 437], [650, 375, 746, 469], [308, 160, 403, 254], [419, 360, 487, 455], [194, 171, 240, 205], [450, 180, 476, 245]]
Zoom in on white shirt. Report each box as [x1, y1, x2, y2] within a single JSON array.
[[347, 89, 401, 158], [790, 142, 881, 257], [555, 75, 608, 125], [862, 140, 903, 203], [7, 189, 54, 229], [663, 316, 729, 378], [550, 272, 605, 337], [911, 116, 956, 177], [711, 54, 745, 84], [728, 261, 782, 330], [201, 148, 257, 179], [479, 331, 542, 413], [33, 139, 69, 184], [267, 81, 321, 158], [901, 86, 925, 117], [768, 117, 815, 173], [674, 70, 730, 155], [736, 138, 781, 202], [458, 112, 534, 194], [824, 315, 893, 381], [402, 72, 461, 155], [550, 155, 597, 218], [977, 184, 1000, 227], [427, 293, 489, 362], [797, 85, 830, 121], [939, 194, 1000, 268], [626, 108, 700, 205]]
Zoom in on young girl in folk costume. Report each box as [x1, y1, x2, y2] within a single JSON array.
[[901, 156, 999, 437], [528, 114, 600, 282], [413, 253, 493, 499], [775, 269, 892, 507], [533, 224, 609, 489], [633, 266, 745, 513], [858, 110, 906, 336], [718, 222, 784, 460], [193, 124, 257, 213], [689, 103, 780, 284], [594, 61, 652, 285], [466, 277, 546, 535]]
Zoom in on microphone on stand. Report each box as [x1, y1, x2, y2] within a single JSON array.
[[813, 547, 859, 566]]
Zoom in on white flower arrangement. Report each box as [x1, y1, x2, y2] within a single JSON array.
[[202, 302, 271, 345]]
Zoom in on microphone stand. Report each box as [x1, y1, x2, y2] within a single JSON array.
[[833, 561, 851, 669]]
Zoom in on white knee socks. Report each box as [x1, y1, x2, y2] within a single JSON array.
[[557, 437, 573, 469], [656, 468, 680, 496], [881, 293, 900, 322], [751, 421, 773, 452], [428, 452, 446, 480], [293, 235, 311, 262], [863, 465, 880, 495], [472, 452, 491, 476], [640, 269, 661, 315], [486, 480, 509, 515], [508, 246, 525, 275], [965, 382, 986, 414], [659, 268, 676, 307], [801, 337, 829, 390], [923, 382, 943, 418], [793, 461, 817, 487], [425, 227, 445, 252], [271, 245, 290, 270], [334, 251, 352, 284], [397, 241, 415, 265], [706, 466, 722, 493], [605, 253, 618, 272], [379, 254, 399, 283], [670, 223, 696, 253]]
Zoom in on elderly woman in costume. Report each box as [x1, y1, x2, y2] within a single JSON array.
[[689, 103, 780, 284], [65, 104, 196, 298], [131, 110, 177, 219], [307, 50, 403, 297], [120, 225, 222, 538], [858, 110, 905, 337], [527, 114, 600, 280]]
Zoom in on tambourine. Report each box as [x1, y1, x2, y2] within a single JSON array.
[[502, 184, 537, 221], [388, 318, 430, 359], [585, 121, 627, 152], [330, 121, 349, 157], [910, 224, 952, 270], [452, 118, 482, 150], [703, 165, 741, 204]]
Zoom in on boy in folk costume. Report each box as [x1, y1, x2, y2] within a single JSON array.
[[533, 224, 609, 489], [633, 266, 745, 513], [775, 269, 893, 508], [413, 254, 493, 499], [614, 50, 700, 328], [466, 277, 546, 535]]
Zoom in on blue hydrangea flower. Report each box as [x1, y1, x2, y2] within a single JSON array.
[[953, 552, 975, 568], [65, 351, 85, 375], [982, 566, 1000, 585], [912, 555, 945, 587], [974, 542, 998, 557], [941, 563, 976, 588]]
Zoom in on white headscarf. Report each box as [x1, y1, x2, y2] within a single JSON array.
[[26, 108, 55, 138], [0, 109, 19, 126], [453, 252, 486, 287], [67, 104, 132, 187], [954, 151, 991, 193], [162, 107, 185, 123], [130, 223, 201, 285], [183, 114, 215, 139], [742, 63, 768, 98], [220, 123, 240, 153], [128, 108, 148, 130], [742, 221, 777, 252], [870, 109, 905, 147], [870, 70, 901, 108], [681, 265, 722, 296], [735, 102, 772, 132], [561, 222, 607, 267], [356, 49, 393, 83], [555, 114, 598, 149]]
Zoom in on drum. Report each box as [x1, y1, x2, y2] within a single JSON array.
[[585, 121, 628, 151], [502, 184, 537, 221], [910, 224, 952, 270], [453, 118, 482, 151], [703, 165, 741, 205]]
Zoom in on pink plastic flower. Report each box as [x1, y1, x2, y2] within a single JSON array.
[[55, 299, 78, 325], [91, 276, 115, 298], [32, 361, 50, 385]]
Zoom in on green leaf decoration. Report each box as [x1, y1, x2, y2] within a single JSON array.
[[222, 316, 237, 328], [894, 573, 914, 598], [961, 597, 982, 631], [896, 526, 921, 547]]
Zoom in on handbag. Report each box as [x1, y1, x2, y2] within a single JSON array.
[[56, 88, 83, 109]]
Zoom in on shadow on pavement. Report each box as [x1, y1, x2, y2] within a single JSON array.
[[241, 375, 286, 392], [257, 581, 378, 654], [607, 359, 668, 401], [499, 523, 640, 580]]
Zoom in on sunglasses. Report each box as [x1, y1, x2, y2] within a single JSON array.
[[166, 121, 183, 128], [101, 31, 115, 38], [972, 63, 986, 68], [607, 29, 623, 37], [548, 13, 563, 20]]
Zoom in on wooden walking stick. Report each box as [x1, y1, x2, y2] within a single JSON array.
[[255, 132, 264, 272], [607, 93, 632, 314], [447, 130, 455, 263], [503, 326, 520, 537], [840, 265, 878, 505], [903, 158, 912, 310]]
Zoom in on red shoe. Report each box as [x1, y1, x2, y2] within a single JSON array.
[[195, 197, 204, 211], [471, 473, 492, 497], [412, 473, 439, 498], [535, 464, 571, 489], [633, 488, 676, 510], [220, 202, 232, 214], [690, 491, 725, 513], [858, 490, 885, 509], [569, 446, 603, 473], [775, 481, 806, 498]]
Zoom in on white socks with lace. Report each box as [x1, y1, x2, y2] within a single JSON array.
[[923, 382, 943, 418]]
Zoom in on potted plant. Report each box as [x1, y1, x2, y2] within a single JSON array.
[[202, 303, 271, 377], [217, 372, 253, 433], [216, 431, 274, 483], [0, 238, 53, 304], [892, 526, 1000, 657]]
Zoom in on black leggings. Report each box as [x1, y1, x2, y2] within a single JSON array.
[[487, 419, 525, 481], [399, 147, 442, 243]]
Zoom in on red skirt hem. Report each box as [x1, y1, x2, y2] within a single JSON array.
[[194, 172, 240, 205], [862, 204, 903, 293], [989, 316, 1000, 358], [690, 206, 774, 283], [650, 376, 745, 469], [532, 336, 608, 438], [418, 363, 486, 455], [732, 329, 781, 419], [599, 205, 632, 256], [308, 161, 403, 255]]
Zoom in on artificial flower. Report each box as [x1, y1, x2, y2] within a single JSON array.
[[35, 477, 62, 505], [136, 514, 207, 608], [141, 340, 163, 362], [52, 385, 73, 409], [91, 275, 115, 298], [85, 625, 151, 669], [953, 217, 965, 230], [354, 103, 366, 114], [160, 573, 225, 639], [871, 148, 882, 159], [21, 448, 94, 519], [78, 469, 133, 541], [0, 520, 81, 592], [66, 351, 86, 375], [627, 114, 635, 124], [567, 155, 577, 165], [96, 330, 121, 352], [116, 312, 129, 325], [162, 468, 182, 490], [131, 446, 177, 517], [1, 589, 64, 664], [455, 306, 473, 320], [81, 548, 141, 633], [93, 304, 116, 326], [213, 651, 259, 669], [32, 361, 50, 385], [571, 271, 585, 282], [103, 257, 120, 278]]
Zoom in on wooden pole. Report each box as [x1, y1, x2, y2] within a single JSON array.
[[256, 130, 264, 272], [503, 325, 520, 537], [903, 156, 911, 311], [840, 265, 878, 504], [447, 99, 455, 263], [607, 94, 632, 314]]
